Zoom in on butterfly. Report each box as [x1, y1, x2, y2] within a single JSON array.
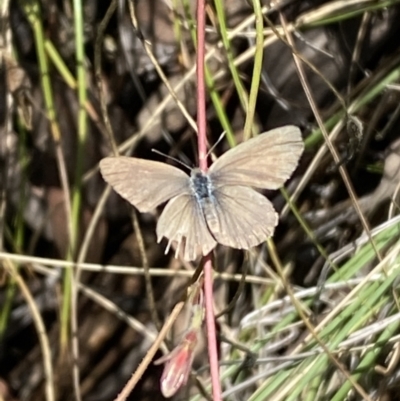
[[100, 125, 304, 261]]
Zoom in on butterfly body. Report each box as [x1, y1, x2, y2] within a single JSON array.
[[100, 125, 304, 261], [189, 169, 221, 236]]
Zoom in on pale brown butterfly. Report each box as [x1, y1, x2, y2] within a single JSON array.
[[100, 125, 304, 261]]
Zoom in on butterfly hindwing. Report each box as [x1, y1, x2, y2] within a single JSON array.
[[204, 185, 278, 249], [209, 125, 303, 190], [100, 157, 191, 212], [156, 194, 217, 261]]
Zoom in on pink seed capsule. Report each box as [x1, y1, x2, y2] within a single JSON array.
[[155, 330, 198, 398]]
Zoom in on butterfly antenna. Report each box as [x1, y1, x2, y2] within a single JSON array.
[[151, 149, 192, 171], [206, 131, 227, 159]]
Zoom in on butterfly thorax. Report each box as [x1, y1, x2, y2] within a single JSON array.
[[190, 169, 220, 235], [190, 169, 214, 199]]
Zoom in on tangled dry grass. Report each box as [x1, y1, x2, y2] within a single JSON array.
[[2, 1, 400, 400]]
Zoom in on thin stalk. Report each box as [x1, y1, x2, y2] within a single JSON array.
[[69, 1, 88, 400], [212, 0, 249, 112], [196, 0, 222, 398], [242, 0, 263, 140]]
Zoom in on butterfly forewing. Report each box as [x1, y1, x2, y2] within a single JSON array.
[[100, 157, 191, 212], [205, 186, 278, 249], [209, 125, 303, 190], [157, 195, 217, 261]]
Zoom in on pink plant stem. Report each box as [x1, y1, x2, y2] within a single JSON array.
[[196, 0, 222, 399], [203, 256, 222, 399], [196, 0, 208, 171]]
